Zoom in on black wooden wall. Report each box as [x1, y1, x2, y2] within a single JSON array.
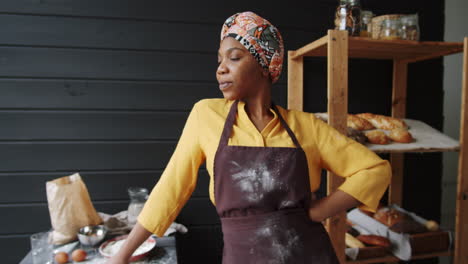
[[0, 1, 445, 263]]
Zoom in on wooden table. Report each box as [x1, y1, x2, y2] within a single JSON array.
[[20, 236, 177, 264]]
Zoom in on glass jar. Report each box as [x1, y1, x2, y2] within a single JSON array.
[[360, 10, 373, 37], [400, 14, 420, 41], [334, 0, 361, 36], [379, 19, 402, 40], [127, 187, 149, 226]]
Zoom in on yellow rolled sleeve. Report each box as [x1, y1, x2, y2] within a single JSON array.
[[137, 102, 205, 236], [311, 116, 392, 213]]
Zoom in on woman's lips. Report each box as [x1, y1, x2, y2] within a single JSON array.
[[219, 82, 232, 90]]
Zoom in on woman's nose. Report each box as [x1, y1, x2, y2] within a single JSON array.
[[217, 61, 228, 75]]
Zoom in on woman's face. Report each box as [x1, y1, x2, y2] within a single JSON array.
[[216, 37, 269, 100]]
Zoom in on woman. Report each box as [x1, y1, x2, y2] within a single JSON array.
[[108, 11, 391, 264]]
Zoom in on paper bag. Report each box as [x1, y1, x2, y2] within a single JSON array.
[[46, 173, 102, 245]]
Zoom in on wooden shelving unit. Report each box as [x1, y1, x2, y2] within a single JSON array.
[[287, 30, 467, 263]]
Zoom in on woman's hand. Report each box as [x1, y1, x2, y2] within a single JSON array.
[[308, 190, 361, 222], [106, 255, 129, 264], [104, 222, 152, 264]]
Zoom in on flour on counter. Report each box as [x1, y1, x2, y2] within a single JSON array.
[[102, 238, 154, 256]]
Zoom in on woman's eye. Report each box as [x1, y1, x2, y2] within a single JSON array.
[[230, 57, 240, 61]]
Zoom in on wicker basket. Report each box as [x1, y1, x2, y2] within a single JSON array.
[[371, 14, 404, 39]]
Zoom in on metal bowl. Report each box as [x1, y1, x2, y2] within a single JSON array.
[[77, 225, 108, 246]]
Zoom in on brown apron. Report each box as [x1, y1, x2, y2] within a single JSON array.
[[214, 100, 340, 264]]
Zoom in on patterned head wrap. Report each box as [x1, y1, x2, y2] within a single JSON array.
[[221, 11, 284, 83]]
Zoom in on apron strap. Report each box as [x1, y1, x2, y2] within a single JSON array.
[[272, 103, 302, 149], [218, 100, 302, 149], [218, 100, 240, 147]]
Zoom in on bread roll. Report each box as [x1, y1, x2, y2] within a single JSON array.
[[356, 235, 391, 248], [356, 113, 408, 130], [345, 233, 366, 248], [388, 128, 414, 143], [365, 130, 391, 145]]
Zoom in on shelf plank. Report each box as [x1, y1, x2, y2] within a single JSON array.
[[346, 250, 452, 264], [389, 60, 408, 207], [287, 51, 304, 110], [455, 36, 468, 264], [326, 29, 349, 264], [293, 31, 463, 62], [290, 34, 328, 59]]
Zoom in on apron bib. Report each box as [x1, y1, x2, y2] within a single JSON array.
[[214, 100, 339, 264]]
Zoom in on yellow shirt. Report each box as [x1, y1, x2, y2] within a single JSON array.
[[138, 99, 391, 236]]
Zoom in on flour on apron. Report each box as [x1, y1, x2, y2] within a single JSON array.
[[230, 160, 284, 202], [249, 218, 302, 264]]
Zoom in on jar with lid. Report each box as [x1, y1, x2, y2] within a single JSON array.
[[334, 0, 361, 36], [360, 10, 373, 37], [400, 14, 420, 41], [379, 19, 402, 40], [127, 187, 149, 226]]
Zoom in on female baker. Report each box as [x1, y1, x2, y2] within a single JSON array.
[[108, 11, 391, 264]]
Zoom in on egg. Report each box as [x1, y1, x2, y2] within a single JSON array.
[[71, 249, 87, 262], [54, 251, 68, 264]]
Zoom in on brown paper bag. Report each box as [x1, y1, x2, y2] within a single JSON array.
[[46, 173, 102, 245]]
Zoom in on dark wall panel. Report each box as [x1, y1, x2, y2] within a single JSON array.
[[0, 235, 30, 264], [0, 79, 286, 110], [0, 14, 315, 53], [0, 111, 187, 140], [0, 142, 175, 172], [0, 47, 217, 81], [0, 170, 210, 203]]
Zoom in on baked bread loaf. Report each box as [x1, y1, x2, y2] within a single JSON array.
[[356, 235, 391, 248], [348, 114, 375, 131], [374, 207, 427, 234], [388, 128, 414, 143], [374, 208, 407, 226], [356, 113, 408, 130], [365, 130, 391, 145]]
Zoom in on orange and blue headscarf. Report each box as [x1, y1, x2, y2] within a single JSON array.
[[221, 11, 284, 84]]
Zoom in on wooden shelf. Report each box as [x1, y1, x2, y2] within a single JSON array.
[[346, 250, 452, 264], [290, 36, 463, 63], [287, 30, 468, 263]]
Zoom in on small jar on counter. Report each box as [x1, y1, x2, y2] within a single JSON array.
[[360, 10, 373, 37], [400, 14, 420, 41], [334, 0, 362, 36], [380, 19, 402, 40], [127, 187, 149, 226]]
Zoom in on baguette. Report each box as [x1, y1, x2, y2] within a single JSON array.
[[365, 130, 391, 145], [388, 128, 414, 143], [347, 114, 375, 130], [356, 113, 408, 130]]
